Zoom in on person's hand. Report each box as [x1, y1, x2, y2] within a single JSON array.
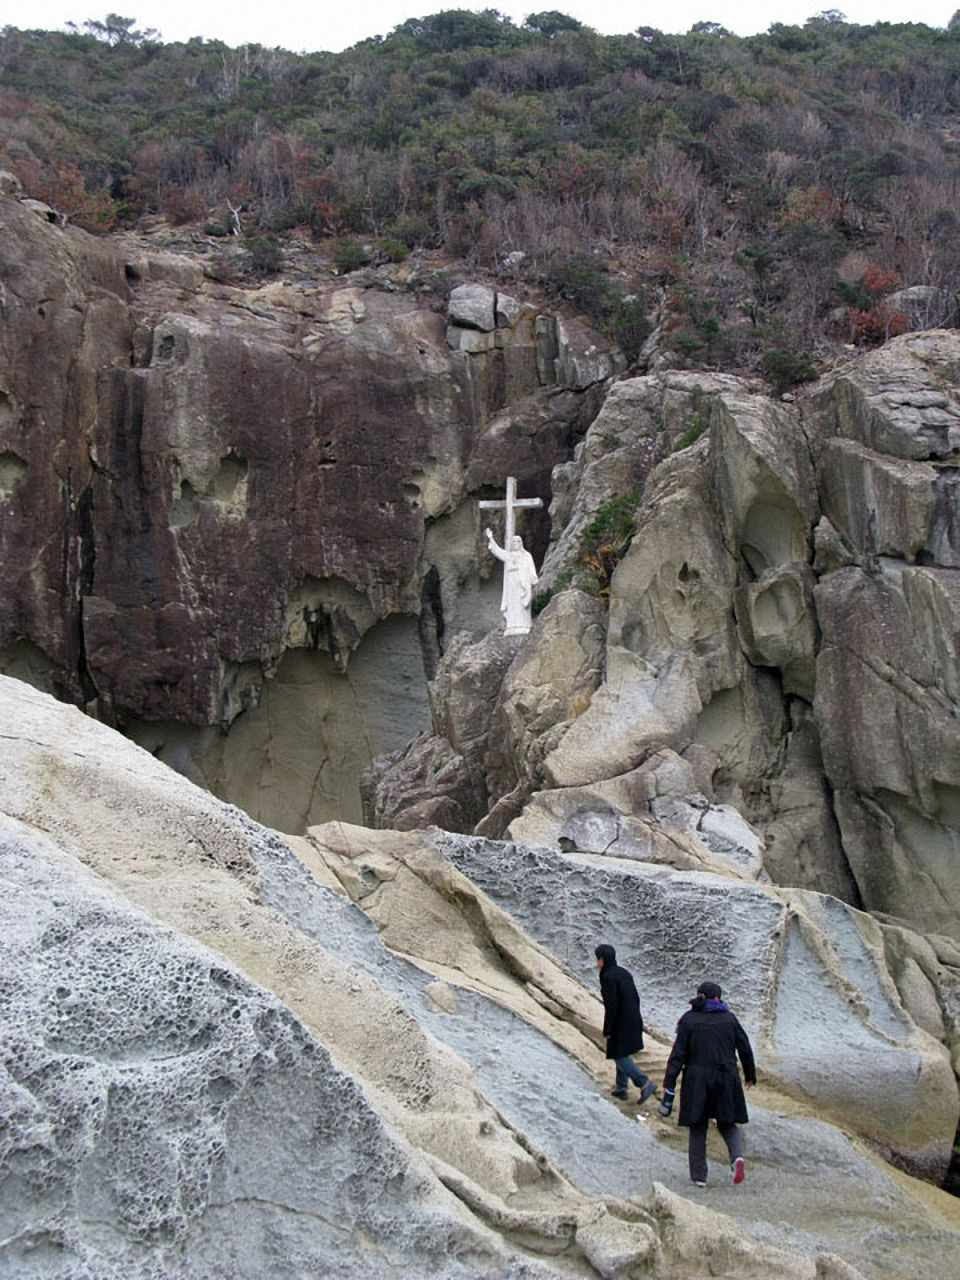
[[745, 1081, 755, 1089], [657, 1088, 675, 1117]]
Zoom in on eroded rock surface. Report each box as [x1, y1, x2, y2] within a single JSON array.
[[1, 815, 521, 1280], [497, 334, 960, 941], [3, 675, 959, 1279], [434, 833, 958, 1182]]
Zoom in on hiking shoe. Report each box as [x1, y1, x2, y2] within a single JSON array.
[[732, 1157, 745, 1185], [638, 1081, 657, 1105], [691, 1180, 707, 1187], [610, 1089, 628, 1099]]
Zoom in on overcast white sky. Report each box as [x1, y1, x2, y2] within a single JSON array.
[[3, 0, 954, 52]]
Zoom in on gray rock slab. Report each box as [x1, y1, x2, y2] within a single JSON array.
[[0, 815, 534, 1280], [430, 835, 957, 1179]]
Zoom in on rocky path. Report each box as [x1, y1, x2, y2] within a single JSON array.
[[265, 833, 960, 1278]]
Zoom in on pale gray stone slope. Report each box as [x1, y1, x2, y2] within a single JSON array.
[[2, 675, 959, 1279]]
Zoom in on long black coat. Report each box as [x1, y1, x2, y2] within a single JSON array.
[[663, 1007, 756, 1126], [599, 963, 645, 1059]]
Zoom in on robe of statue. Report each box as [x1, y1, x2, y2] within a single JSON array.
[[486, 532, 539, 635]]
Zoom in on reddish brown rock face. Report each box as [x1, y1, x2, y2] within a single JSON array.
[[0, 197, 613, 818], [0, 200, 132, 706]]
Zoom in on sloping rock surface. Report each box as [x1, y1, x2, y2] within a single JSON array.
[[2, 676, 959, 1280]]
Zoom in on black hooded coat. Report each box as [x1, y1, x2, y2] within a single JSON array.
[[663, 1000, 756, 1126], [596, 947, 644, 1060]]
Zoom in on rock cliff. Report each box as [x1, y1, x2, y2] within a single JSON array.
[[0, 196, 614, 830], [4, 198, 957, 951]]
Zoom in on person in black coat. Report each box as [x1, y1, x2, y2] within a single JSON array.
[[595, 944, 657, 1104], [658, 980, 757, 1186]]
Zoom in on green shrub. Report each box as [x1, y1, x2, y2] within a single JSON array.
[[333, 238, 371, 273], [571, 491, 643, 597], [541, 253, 612, 325], [761, 348, 818, 396], [534, 490, 642, 609], [609, 295, 651, 364], [244, 234, 283, 276], [204, 221, 229, 238], [379, 237, 409, 263], [673, 417, 709, 451], [542, 255, 650, 365], [532, 567, 573, 616], [387, 213, 433, 248]]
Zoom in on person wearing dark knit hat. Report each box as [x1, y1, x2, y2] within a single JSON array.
[[594, 944, 657, 1105], [657, 980, 757, 1187]]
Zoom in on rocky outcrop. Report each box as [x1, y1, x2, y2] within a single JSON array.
[[482, 589, 607, 824], [493, 334, 960, 939], [508, 749, 765, 881], [370, 334, 959, 945], [3, 673, 958, 1279], [539, 371, 747, 590]]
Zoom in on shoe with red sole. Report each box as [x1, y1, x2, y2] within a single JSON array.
[[732, 1157, 745, 1185]]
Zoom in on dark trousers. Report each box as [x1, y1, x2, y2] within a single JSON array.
[[688, 1120, 743, 1183], [614, 1055, 650, 1092]]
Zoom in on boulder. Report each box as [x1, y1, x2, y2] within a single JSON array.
[[553, 317, 625, 389], [495, 292, 522, 328], [543, 646, 702, 788], [709, 390, 817, 578], [447, 324, 497, 353], [543, 440, 739, 788], [819, 437, 940, 562], [508, 750, 765, 881], [429, 628, 521, 809], [465, 386, 603, 495], [813, 330, 960, 462], [361, 732, 486, 833], [448, 283, 496, 331], [20, 197, 67, 226]]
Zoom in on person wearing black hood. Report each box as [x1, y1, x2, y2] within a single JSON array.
[[594, 944, 657, 1104], [658, 981, 756, 1187]]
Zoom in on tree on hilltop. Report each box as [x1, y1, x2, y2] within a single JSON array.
[[70, 14, 160, 45], [389, 9, 521, 51], [523, 11, 585, 36]]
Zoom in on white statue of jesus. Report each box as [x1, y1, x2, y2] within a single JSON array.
[[485, 528, 539, 635]]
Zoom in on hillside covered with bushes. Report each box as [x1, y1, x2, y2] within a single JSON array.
[[3, 9, 960, 378]]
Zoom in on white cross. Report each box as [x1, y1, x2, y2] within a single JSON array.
[[477, 476, 543, 545]]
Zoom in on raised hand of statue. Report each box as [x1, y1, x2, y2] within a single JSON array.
[[484, 527, 494, 541]]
